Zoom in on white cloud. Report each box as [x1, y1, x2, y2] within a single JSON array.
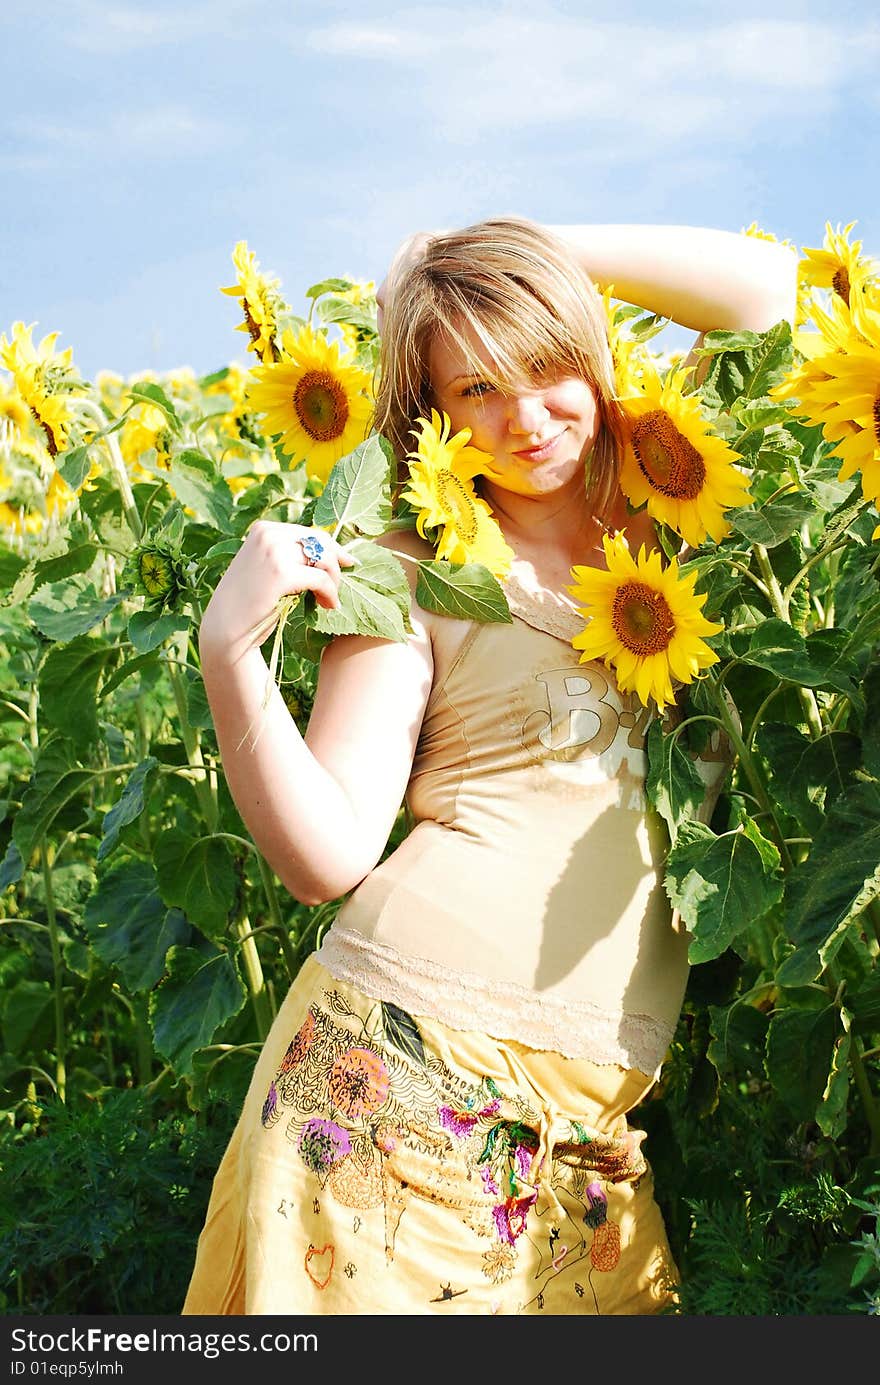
[[46, 0, 254, 53], [4, 104, 232, 167], [304, 12, 880, 145]]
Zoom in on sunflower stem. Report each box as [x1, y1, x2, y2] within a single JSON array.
[[753, 542, 825, 740], [40, 841, 67, 1104], [76, 397, 143, 541], [710, 673, 793, 871], [166, 632, 218, 832]]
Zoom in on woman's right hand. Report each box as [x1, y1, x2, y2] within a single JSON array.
[[198, 520, 356, 665]]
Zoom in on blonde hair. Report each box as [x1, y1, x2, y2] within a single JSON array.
[[372, 216, 626, 524]]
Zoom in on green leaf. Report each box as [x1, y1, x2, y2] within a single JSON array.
[[2, 979, 54, 1055], [730, 496, 818, 548], [754, 723, 862, 834], [149, 943, 246, 1075], [862, 661, 880, 780], [0, 544, 28, 595], [678, 548, 747, 618], [740, 320, 794, 400], [816, 1026, 851, 1140], [313, 541, 412, 642], [185, 671, 213, 730], [696, 322, 793, 410], [29, 581, 125, 642], [127, 608, 190, 654], [381, 1002, 426, 1066], [128, 382, 181, 430], [167, 450, 234, 530], [30, 542, 99, 590], [777, 782, 880, 985], [38, 634, 114, 749], [698, 329, 763, 356], [98, 757, 159, 861], [55, 444, 94, 493], [645, 718, 707, 841], [305, 277, 358, 299], [706, 997, 770, 1076], [312, 434, 394, 537], [849, 973, 880, 1037], [83, 857, 190, 990], [99, 649, 162, 700], [0, 839, 24, 891], [740, 619, 859, 695], [765, 1001, 837, 1121], [415, 560, 513, 623], [664, 819, 784, 963], [12, 739, 94, 862], [279, 595, 334, 662], [153, 827, 237, 940], [317, 296, 377, 334], [821, 480, 873, 551]]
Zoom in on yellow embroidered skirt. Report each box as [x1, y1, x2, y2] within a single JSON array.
[[182, 954, 679, 1316]]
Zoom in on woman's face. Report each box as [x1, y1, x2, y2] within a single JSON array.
[[427, 319, 601, 499]]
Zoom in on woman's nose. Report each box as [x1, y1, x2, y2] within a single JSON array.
[[507, 391, 549, 435]]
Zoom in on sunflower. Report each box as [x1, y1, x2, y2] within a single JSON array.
[[220, 241, 289, 365], [0, 321, 80, 459], [618, 363, 752, 547], [772, 277, 880, 505], [245, 324, 373, 483], [568, 532, 723, 713], [788, 350, 880, 504], [399, 409, 514, 579], [799, 222, 878, 310], [600, 284, 653, 396], [120, 402, 173, 479]]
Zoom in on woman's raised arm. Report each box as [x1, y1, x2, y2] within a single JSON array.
[[199, 523, 434, 907], [546, 222, 798, 334]]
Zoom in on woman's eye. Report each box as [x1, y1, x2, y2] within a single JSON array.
[[462, 381, 493, 398]]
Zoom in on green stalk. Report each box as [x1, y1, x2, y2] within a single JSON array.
[[76, 398, 143, 542], [850, 1036, 880, 1156], [826, 960, 880, 1154], [256, 852, 299, 981], [752, 543, 824, 741], [40, 843, 66, 1104], [132, 994, 153, 1087], [167, 631, 218, 833], [711, 676, 794, 871], [234, 914, 272, 1040]]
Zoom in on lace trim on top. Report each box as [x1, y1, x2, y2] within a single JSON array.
[[316, 925, 675, 1078], [501, 568, 585, 643]]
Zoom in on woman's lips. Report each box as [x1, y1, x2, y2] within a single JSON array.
[[512, 430, 565, 461]]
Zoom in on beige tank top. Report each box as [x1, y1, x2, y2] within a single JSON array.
[[317, 573, 730, 1076]]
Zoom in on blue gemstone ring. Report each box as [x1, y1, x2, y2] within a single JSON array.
[[299, 533, 325, 567]]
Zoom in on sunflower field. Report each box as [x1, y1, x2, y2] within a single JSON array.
[[1, 225, 879, 1316]]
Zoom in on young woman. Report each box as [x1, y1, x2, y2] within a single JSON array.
[[182, 218, 796, 1315]]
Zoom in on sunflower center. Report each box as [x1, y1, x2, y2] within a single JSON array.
[[631, 410, 706, 500], [832, 265, 851, 305], [30, 405, 58, 458], [612, 581, 675, 656], [243, 303, 278, 362], [293, 370, 350, 442], [437, 468, 479, 540]]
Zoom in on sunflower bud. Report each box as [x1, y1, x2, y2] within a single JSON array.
[[127, 538, 189, 610]]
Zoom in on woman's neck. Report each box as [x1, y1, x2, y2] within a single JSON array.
[[483, 475, 602, 569]]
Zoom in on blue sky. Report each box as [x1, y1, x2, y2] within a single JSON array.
[[1, 0, 877, 380]]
